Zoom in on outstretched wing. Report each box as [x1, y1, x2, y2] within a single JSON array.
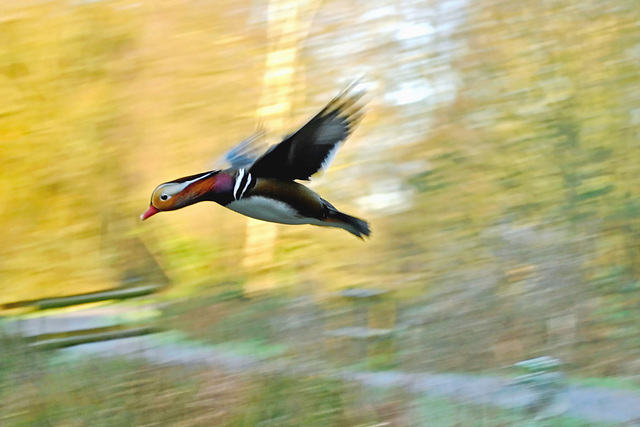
[[248, 81, 366, 181], [215, 128, 267, 170]]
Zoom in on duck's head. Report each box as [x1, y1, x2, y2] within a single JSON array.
[[141, 170, 232, 220]]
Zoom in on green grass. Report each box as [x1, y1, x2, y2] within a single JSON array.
[[164, 293, 292, 346], [568, 376, 640, 392], [0, 329, 627, 427], [153, 330, 289, 359], [160, 293, 640, 426], [4, 292, 638, 426], [225, 375, 392, 426], [414, 395, 615, 427], [0, 337, 202, 425], [0, 332, 399, 426]]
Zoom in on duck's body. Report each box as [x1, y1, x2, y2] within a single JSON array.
[[142, 82, 370, 239]]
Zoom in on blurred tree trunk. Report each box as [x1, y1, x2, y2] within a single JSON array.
[[243, 0, 321, 294]]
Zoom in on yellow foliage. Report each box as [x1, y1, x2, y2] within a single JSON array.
[[0, 0, 638, 308]]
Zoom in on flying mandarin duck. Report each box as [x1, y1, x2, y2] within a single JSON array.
[[141, 83, 370, 239]]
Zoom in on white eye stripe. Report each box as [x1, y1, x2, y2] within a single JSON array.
[[173, 172, 215, 194]]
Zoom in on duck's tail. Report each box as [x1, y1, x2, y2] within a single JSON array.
[[325, 206, 371, 239]]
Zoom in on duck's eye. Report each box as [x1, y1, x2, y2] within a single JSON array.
[[160, 194, 170, 201]]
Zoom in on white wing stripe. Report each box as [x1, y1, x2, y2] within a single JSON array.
[[240, 172, 252, 199], [233, 168, 245, 200]]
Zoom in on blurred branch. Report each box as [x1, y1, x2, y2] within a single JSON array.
[[2, 285, 162, 311]]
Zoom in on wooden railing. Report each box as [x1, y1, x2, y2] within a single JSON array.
[[1, 285, 164, 350]]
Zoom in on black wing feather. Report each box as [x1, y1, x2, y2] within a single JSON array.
[[248, 83, 366, 180]]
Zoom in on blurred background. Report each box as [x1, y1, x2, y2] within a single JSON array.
[[1, 0, 639, 425]]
